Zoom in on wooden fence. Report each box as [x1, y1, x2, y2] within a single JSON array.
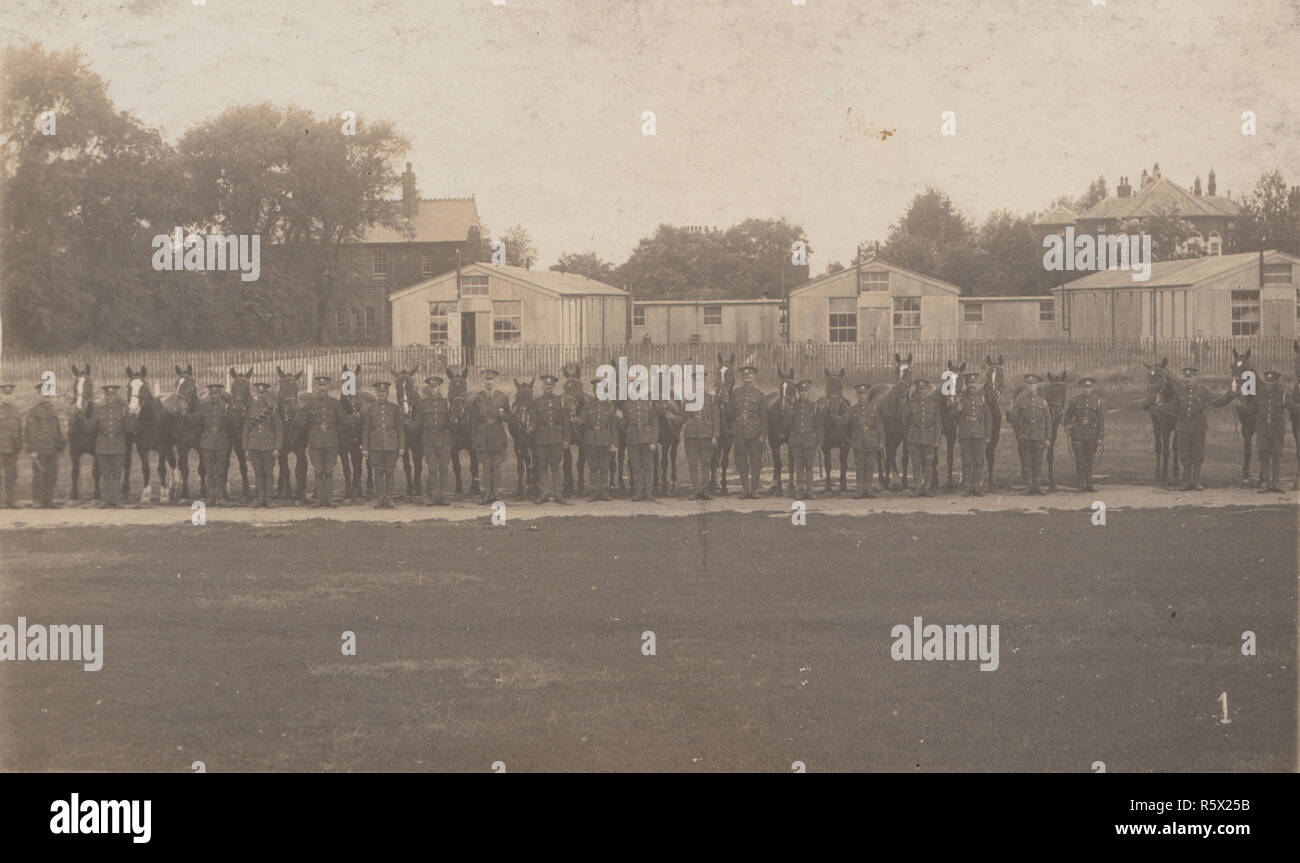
[[1, 337, 1294, 389]]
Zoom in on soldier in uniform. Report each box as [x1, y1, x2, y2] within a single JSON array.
[[1063, 376, 1104, 492], [470, 369, 511, 505], [363, 381, 405, 509], [1254, 370, 1289, 493], [1011, 374, 1051, 495], [532, 374, 569, 504], [847, 382, 883, 499], [955, 371, 991, 497], [1154, 366, 1235, 491], [24, 382, 66, 508], [88, 383, 133, 508], [578, 377, 618, 502], [242, 381, 282, 508], [0, 384, 22, 507], [785, 380, 823, 499], [417, 375, 453, 506], [681, 371, 720, 500], [729, 365, 768, 499], [305, 373, 346, 508], [901, 378, 942, 497], [623, 397, 660, 502], [198, 383, 231, 505]]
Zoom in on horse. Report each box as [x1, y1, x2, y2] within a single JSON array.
[[1228, 347, 1262, 485], [338, 364, 375, 502], [446, 365, 480, 496], [1040, 371, 1068, 492], [981, 355, 1006, 491], [654, 397, 685, 495], [274, 366, 310, 502], [1289, 341, 1300, 490], [224, 367, 254, 501], [1142, 357, 1179, 485], [394, 367, 425, 499], [936, 360, 967, 490], [67, 364, 100, 501], [765, 368, 795, 495], [122, 366, 174, 503], [509, 377, 538, 498], [560, 363, 590, 495], [709, 353, 736, 495], [165, 364, 206, 501], [819, 368, 851, 493], [876, 353, 913, 490]]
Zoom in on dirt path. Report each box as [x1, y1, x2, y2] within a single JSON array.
[[1, 484, 1295, 530]]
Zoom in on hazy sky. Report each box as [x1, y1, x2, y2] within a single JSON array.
[[4, 0, 1298, 272]]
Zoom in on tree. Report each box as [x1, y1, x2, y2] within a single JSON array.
[[1116, 202, 1201, 261], [971, 210, 1058, 296], [498, 224, 538, 269], [873, 188, 982, 290], [0, 43, 182, 351], [1234, 169, 1300, 255], [551, 251, 616, 283], [720, 218, 810, 298], [179, 102, 409, 342]]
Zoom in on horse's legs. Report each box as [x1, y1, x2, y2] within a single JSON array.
[[69, 451, 81, 501], [411, 443, 423, 498], [839, 446, 850, 491], [469, 448, 480, 494], [984, 438, 996, 492], [769, 444, 783, 493], [900, 441, 911, 490], [450, 447, 464, 494], [1241, 420, 1256, 483], [670, 442, 678, 492], [121, 441, 133, 496], [945, 435, 956, 490], [1046, 438, 1057, 491], [296, 449, 309, 501], [234, 444, 250, 500], [138, 443, 152, 504], [1293, 423, 1300, 489]]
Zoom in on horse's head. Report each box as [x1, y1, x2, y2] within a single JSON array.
[[1229, 346, 1255, 395], [70, 363, 92, 412], [393, 367, 419, 417], [228, 366, 254, 410], [446, 365, 469, 401], [171, 364, 198, 413], [125, 366, 152, 418], [513, 378, 535, 409], [983, 354, 1004, 396], [894, 352, 913, 382], [775, 367, 795, 404], [275, 366, 303, 404], [943, 360, 968, 406], [714, 352, 736, 401], [1041, 371, 1068, 407], [1143, 357, 1173, 404], [824, 367, 845, 399]]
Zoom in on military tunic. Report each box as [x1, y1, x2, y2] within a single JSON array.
[[623, 400, 660, 499], [24, 400, 65, 506], [1063, 391, 1103, 490], [1011, 393, 1051, 492], [954, 389, 991, 494], [470, 390, 511, 463], [241, 395, 282, 504], [533, 392, 569, 499], [902, 391, 942, 494], [786, 397, 823, 495], [87, 396, 131, 505], [578, 398, 617, 497], [729, 383, 767, 496], [1255, 386, 1290, 488], [0, 400, 23, 506], [196, 396, 232, 502], [847, 397, 884, 497], [305, 393, 346, 473], [681, 393, 720, 495], [362, 399, 404, 471], [417, 390, 453, 501], [1155, 382, 1235, 466]]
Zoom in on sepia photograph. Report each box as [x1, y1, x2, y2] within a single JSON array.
[[0, 0, 1296, 824]]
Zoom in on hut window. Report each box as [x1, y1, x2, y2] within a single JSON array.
[[429, 302, 450, 343], [860, 271, 889, 292], [963, 303, 983, 323], [828, 297, 857, 342], [1039, 301, 1055, 322], [372, 249, 389, 276], [1230, 290, 1260, 335], [892, 297, 921, 339], [1207, 231, 1222, 256], [1263, 263, 1292, 285], [422, 251, 436, 276], [461, 274, 489, 296], [632, 305, 646, 326], [703, 305, 722, 326], [493, 300, 522, 342]]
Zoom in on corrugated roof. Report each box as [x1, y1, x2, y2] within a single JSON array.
[[789, 255, 962, 296], [1054, 250, 1298, 291], [359, 198, 480, 244], [1079, 177, 1240, 221], [389, 263, 627, 302]]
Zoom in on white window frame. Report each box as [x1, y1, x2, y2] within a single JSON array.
[[632, 304, 646, 327], [963, 303, 983, 323], [893, 296, 921, 339], [429, 302, 450, 343], [1230, 289, 1260, 336], [372, 249, 389, 276], [461, 273, 490, 296], [828, 297, 857, 342], [493, 299, 522, 342], [702, 305, 722, 326], [1039, 301, 1055, 322]]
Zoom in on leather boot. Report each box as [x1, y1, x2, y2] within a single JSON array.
[[1192, 464, 1204, 491]]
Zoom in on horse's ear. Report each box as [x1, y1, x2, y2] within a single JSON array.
[[995, 354, 1001, 365], [175, 364, 183, 376], [70, 364, 78, 376], [229, 366, 237, 377], [513, 378, 521, 387], [140, 366, 147, 377], [185, 363, 193, 375], [729, 353, 735, 365], [1160, 357, 1168, 368], [1061, 371, 1067, 381], [717, 353, 724, 365], [1046, 372, 1054, 382], [959, 362, 967, 372], [1232, 348, 1239, 361], [294, 370, 303, 379], [246, 367, 254, 377], [1244, 347, 1252, 360], [277, 366, 285, 376], [839, 368, 845, 378], [824, 367, 831, 379], [125, 366, 133, 378], [353, 364, 360, 375], [984, 354, 991, 365], [946, 360, 954, 372], [895, 353, 902, 363], [1294, 340, 1299, 352]]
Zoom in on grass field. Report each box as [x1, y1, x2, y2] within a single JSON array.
[[6, 382, 1298, 504], [1, 506, 1294, 772]]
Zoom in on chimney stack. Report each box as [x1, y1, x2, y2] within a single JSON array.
[[1152, 162, 1161, 179], [401, 162, 417, 215], [1207, 169, 1216, 196], [1193, 175, 1202, 196], [1140, 169, 1150, 188], [1117, 176, 1131, 198]]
